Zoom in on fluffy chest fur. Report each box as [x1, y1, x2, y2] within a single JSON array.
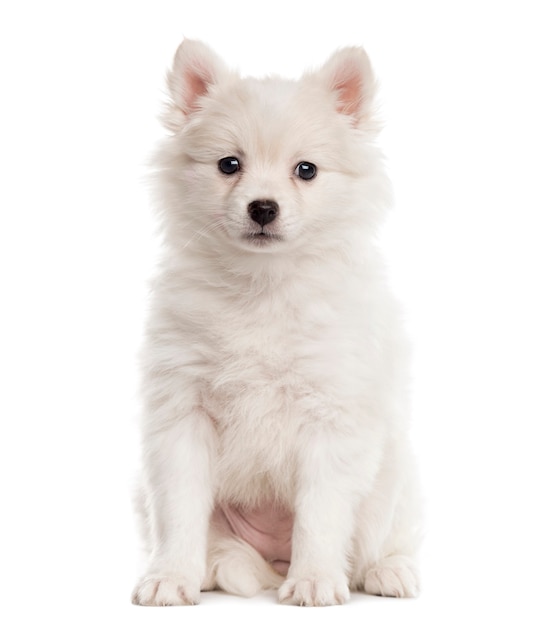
[[149, 255, 389, 509]]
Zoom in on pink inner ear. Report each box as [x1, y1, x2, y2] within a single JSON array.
[[182, 64, 213, 114], [333, 67, 363, 118]]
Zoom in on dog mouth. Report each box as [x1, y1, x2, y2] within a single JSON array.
[[244, 231, 283, 244]]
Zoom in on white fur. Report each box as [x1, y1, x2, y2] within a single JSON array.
[[132, 39, 422, 607]]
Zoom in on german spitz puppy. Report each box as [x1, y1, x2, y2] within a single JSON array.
[[132, 39, 421, 607]]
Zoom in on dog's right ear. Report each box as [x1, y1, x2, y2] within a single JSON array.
[[163, 39, 228, 130]]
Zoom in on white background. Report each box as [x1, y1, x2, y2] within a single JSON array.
[[1, 1, 545, 624]]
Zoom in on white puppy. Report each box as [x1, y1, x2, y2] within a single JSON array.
[[132, 39, 422, 607]]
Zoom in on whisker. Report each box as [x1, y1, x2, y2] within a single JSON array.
[[181, 217, 230, 250]]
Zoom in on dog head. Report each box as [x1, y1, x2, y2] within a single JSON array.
[[157, 40, 389, 257]]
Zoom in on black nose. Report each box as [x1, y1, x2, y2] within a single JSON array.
[[248, 200, 279, 227]]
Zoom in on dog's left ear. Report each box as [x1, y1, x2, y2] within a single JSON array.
[[318, 47, 377, 127]]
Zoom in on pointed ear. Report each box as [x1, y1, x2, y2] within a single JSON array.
[[318, 47, 377, 126], [164, 39, 228, 127]]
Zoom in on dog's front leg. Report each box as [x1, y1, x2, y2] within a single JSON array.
[[279, 426, 368, 606], [132, 410, 216, 606]]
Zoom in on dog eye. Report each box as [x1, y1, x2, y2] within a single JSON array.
[[218, 156, 240, 175], [295, 161, 317, 180]]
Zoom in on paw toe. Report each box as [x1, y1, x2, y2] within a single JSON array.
[[279, 577, 349, 606], [132, 576, 200, 606]]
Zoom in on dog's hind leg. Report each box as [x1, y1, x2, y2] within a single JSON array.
[[350, 440, 422, 598]]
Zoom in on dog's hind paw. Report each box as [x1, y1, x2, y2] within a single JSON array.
[[364, 555, 420, 598]]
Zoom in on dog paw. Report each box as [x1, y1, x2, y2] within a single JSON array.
[[364, 555, 420, 598], [278, 576, 350, 606], [132, 576, 200, 606]]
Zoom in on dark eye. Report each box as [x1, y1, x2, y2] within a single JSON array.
[[295, 161, 317, 180], [218, 156, 240, 175]]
